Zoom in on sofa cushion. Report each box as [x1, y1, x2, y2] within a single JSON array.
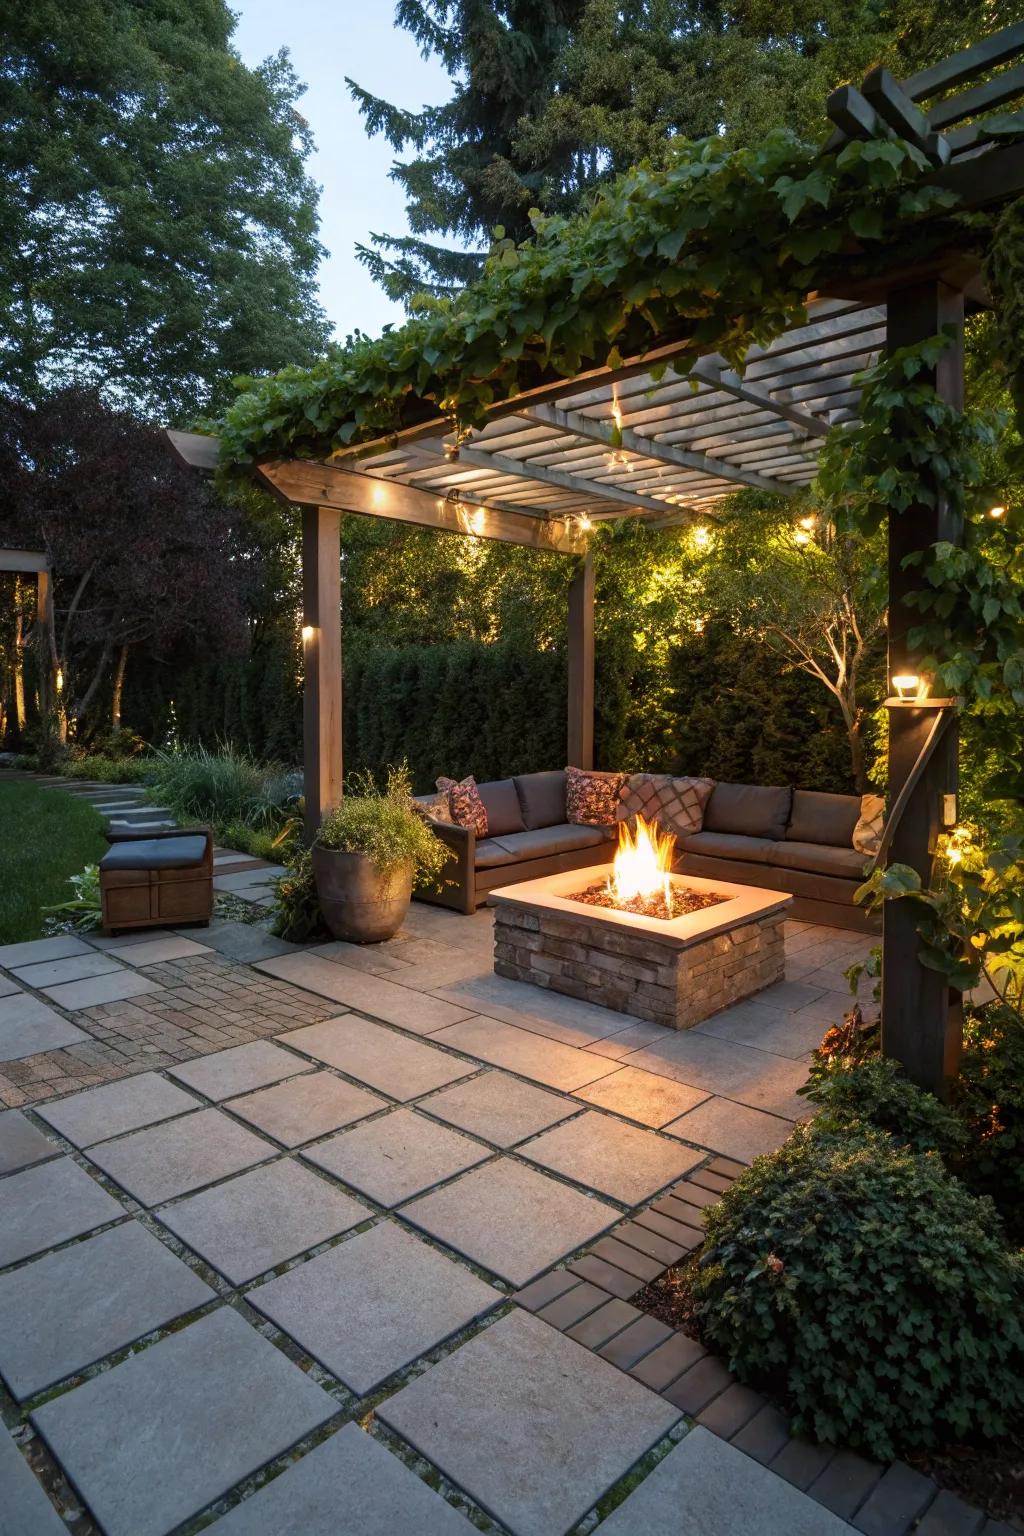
[[786, 789, 861, 848], [412, 791, 454, 825], [437, 775, 488, 837], [476, 778, 526, 837], [100, 835, 208, 872], [853, 793, 886, 856], [676, 831, 776, 865], [487, 824, 609, 862], [617, 773, 715, 837], [513, 770, 567, 830], [704, 782, 792, 841], [475, 838, 524, 870], [566, 766, 626, 826], [766, 840, 870, 879]]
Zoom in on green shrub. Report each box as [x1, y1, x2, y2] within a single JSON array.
[[217, 821, 279, 860], [953, 1006, 1024, 1244], [147, 743, 292, 829], [315, 765, 450, 890], [799, 1055, 966, 1159], [695, 1122, 1024, 1460], [271, 847, 324, 944], [62, 754, 153, 784]]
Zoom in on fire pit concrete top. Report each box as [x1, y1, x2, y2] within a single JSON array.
[[488, 867, 792, 953]]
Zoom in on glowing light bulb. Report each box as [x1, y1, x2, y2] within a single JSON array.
[[692, 525, 711, 549], [579, 514, 593, 532], [989, 504, 1007, 519], [793, 528, 811, 546], [891, 673, 922, 700], [301, 625, 315, 644]]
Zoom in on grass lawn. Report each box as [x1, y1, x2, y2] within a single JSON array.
[[0, 781, 107, 944]]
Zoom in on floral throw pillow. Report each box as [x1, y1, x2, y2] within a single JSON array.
[[566, 766, 627, 827], [617, 773, 715, 836], [852, 793, 885, 857], [436, 775, 488, 837]]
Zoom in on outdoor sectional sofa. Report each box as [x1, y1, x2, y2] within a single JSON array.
[[416, 771, 879, 932]]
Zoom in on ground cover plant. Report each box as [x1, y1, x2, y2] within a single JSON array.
[[0, 781, 106, 943], [145, 743, 296, 838]]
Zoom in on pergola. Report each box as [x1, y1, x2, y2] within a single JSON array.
[[0, 548, 53, 725], [170, 23, 1024, 1094]]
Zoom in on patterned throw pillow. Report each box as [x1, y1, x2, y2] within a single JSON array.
[[565, 766, 627, 827], [436, 775, 488, 837], [617, 773, 716, 837], [415, 790, 455, 825], [852, 793, 885, 856]]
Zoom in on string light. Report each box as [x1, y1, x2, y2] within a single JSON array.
[[579, 514, 593, 532], [989, 504, 1007, 519]]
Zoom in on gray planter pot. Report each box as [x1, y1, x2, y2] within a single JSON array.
[[311, 845, 413, 944]]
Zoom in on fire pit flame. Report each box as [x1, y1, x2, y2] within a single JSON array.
[[608, 814, 677, 908]]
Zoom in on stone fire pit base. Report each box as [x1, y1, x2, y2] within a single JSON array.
[[490, 868, 791, 1031]]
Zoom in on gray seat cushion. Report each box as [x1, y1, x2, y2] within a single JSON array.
[[766, 840, 870, 879], [474, 838, 524, 869], [100, 836, 208, 872], [513, 771, 567, 830], [675, 831, 775, 865], [786, 789, 861, 848], [476, 778, 526, 838], [704, 783, 793, 841], [481, 824, 609, 864]]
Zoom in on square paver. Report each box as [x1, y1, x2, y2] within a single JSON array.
[[169, 1040, 311, 1102], [206, 1421, 475, 1534], [399, 1157, 619, 1286], [42, 971, 162, 1010], [429, 1014, 620, 1091], [36, 1072, 200, 1148], [0, 1423, 68, 1535], [114, 935, 214, 966], [0, 974, 19, 996], [228, 1071, 387, 1147], [379, 1309, 679, 1536], [278, 1016, 476, 1100], [0, 935, 92, 969], [0, 992, 89, 1061], [0, 1220, 214, 1400], [0, 1109, 59, 1175], [255, 951, 474, 1033], [303, 1108, 490, 1206], [573, 1067, 711, 1128], [418, 1070, 578, 1147], [31, 1307, 338, 1536], [0, 1157, 125, 1268], [598, 1426, 853, 1535], [520, 1111, 704, 1206], [155, 1158, 369, 1284], [11, 950, 122, 988], [625, 1032, 811, 1120], [86, 1107, 274, 1206], [664, 1096, 794, 1163], [250, 1220, 501, 1395]]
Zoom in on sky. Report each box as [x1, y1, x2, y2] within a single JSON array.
[[230, 0, 459, 341]]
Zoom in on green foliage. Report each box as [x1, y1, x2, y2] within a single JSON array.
[[315, 766, 451, 889], [695, 1121, 1024, 1459], [43, 865, 102, 931], [0, 781, 106, 943], [270, 847, 324, 945], [217, 822, 279, 861], [2, 0, 329, 413], [799, 1055, 966, 1159], [953, 1005, 1024, 1244], [146, 744, 295, 831], [60, 754, 153, 784]]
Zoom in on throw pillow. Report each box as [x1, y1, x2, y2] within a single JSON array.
[[436, 775, 488, 837], [415, 790, 455, 825], [617, 773, 716, 836], [565, 765, 626, 826], [852, 793, 885, 856]]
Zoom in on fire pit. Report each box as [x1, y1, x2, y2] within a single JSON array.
[[489, 815, 791, 1031]]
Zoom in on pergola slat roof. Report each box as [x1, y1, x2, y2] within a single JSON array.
[[346, 299, 886, 525]]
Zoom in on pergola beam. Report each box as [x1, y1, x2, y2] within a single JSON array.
[[521, 403, 795, 496], [688, 358, 832, 437]]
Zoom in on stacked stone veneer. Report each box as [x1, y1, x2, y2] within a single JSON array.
[[494, 903, 786, 1030]]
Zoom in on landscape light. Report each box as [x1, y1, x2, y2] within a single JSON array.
[[799, 514, 816, 530], [793, 527, 812, 546], [692, 525, 711, 549], [891, 673, 923, 701], [989, 504, 1007, 519], [301, 625, 315, 644]]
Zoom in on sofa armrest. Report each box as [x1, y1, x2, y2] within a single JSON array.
[[425, 820, 475, 914]]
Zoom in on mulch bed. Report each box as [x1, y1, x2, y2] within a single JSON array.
[[570, 883, 726, 921], [631, 1261, 1024, 1528]]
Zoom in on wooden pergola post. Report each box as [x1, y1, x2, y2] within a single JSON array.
[[301, 507, 343, 841], [567, 551, 595, 768], [882, 280, 965, 1095]]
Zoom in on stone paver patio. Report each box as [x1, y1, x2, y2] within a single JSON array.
[[0, 899, 1009, 1534]]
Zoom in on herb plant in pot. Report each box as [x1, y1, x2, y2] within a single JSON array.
[[311, 766, 450, 943]]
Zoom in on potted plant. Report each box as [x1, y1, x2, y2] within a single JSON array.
[[310, 765, 450, 943]]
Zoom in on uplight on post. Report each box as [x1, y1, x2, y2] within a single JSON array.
[[891, 673, 923, 702]]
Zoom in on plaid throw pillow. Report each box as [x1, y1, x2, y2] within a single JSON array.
[[852, 793, 885, 856], [617, 773, 715, 837], [565, 766, 626, 827], [436, 775, 488, 837]]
